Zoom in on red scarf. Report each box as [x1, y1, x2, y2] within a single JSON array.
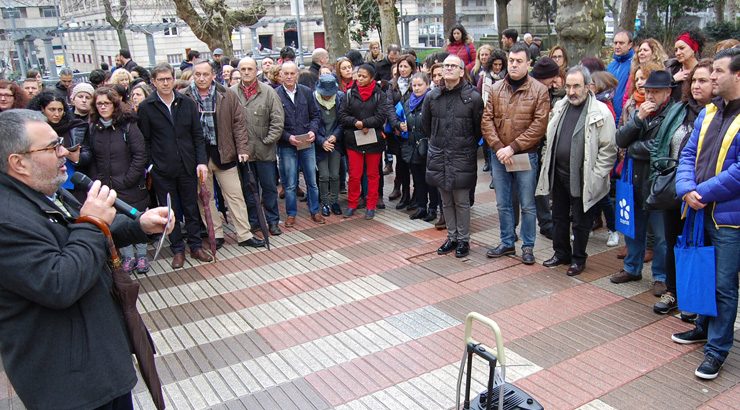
[[356, 81, 376, 102], [240, 80, 259, 101], [340, 78, 354, 93]]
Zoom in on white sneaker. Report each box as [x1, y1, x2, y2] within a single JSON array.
[[607, 230, 619, 247]]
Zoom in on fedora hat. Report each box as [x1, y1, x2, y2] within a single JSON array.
[[642, 70, 675, 89], [316, 74, 339, 96]]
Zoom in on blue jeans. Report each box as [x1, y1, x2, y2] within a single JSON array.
[[490, 152, 539, 248], [695, 225, 740, 363], [241, 161, 280, 226], [278, 145, 320, 216], [623, 209, 667, 282]]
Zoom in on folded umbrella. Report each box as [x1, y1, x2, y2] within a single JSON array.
[[75, 215, 166, 410], [239, 162, 270, 250], [198, 177, 218, 260]]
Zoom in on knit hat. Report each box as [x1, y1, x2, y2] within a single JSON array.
[[530, 57, 560, 80], [71, 82, 95, 100]]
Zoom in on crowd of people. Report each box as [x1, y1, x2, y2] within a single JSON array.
[[0, 24, 738, 407]]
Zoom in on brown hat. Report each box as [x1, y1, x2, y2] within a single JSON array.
[[530, 57, 560, 80]]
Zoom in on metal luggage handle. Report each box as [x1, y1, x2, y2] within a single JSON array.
[[455, 312, 506, 410], [464, 312, 506, 368]]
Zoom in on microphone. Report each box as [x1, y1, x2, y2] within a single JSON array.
[[70, 172, 142, 220]]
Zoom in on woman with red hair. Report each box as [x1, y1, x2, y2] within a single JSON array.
[[0, 80, 29, 112]]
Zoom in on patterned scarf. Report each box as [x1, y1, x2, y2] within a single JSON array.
[[191, 82, 217, 145], [240, 80, 259, 101], [397, 76, 410, 96]]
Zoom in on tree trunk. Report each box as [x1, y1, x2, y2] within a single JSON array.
[[714, 0, 725, 23], [645, 0, 659, 27], [496, 0, 509, 39], [443, 0, 456, 39], [617, 0, 638, 32], [377, 0, 400, 49], [172, 0, 264, 57], [321, 0, 351, 59], [102, 0, 129, 50], [555, 0, 605, 63]]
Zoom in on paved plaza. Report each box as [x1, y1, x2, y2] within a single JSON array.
[[1, 165, 739, 410]]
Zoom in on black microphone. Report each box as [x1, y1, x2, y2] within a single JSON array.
[[70, 172, 142, 220]]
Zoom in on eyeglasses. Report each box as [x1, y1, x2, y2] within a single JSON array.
[[96, 101, 113, 108], [18, 137, 65, 155], [443, 63, 463, 70], [155, 77, 174, 83], [0, 93, 14, 99]]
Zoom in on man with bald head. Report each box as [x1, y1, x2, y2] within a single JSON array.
[[233, 57, 285, 235], [276, 61, 323, 226]]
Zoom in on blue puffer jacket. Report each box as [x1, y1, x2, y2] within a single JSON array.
[[676, 104, 740, 227], [607, 48, 634, 125]]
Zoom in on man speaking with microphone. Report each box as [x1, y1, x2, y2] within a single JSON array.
[[0, 109, 174, 409]]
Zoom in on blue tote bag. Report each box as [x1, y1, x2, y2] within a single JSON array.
[[675, 208, 717, 317], [615, 157, 636, 239]]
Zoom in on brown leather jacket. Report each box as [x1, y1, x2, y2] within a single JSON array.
[[481, 75, 550, 153], [181, 82, 250, 163]]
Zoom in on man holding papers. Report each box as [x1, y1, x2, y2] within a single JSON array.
[[482, 43, 550, 265], [276, 61, 324, 226], [536, 66, 617, 276]]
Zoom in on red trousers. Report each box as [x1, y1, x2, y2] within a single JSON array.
[[346, 148, 381, 210]]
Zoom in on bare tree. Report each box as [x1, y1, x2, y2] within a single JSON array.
[[443, 0, 456, 38], [617, 0, 638, 32], [496, 0, 510, 39], [102, 0, 130, 50], [171, 0, 266, 56], [376, 0, 400, 49], [321, 0, 351, 58]]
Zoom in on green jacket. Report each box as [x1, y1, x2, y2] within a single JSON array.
[[231, 81, 284, 162]]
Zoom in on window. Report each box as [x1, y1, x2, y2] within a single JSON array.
[[40, 6, 58, 18], [2, 8, 20, 19], [475, 0, 486, 6], [163, 18, 178, 36], [167, 53, 182, 64]]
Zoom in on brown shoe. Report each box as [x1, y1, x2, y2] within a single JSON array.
[[383, 163, 393, 175], [311, 213, 326, 224], [652, 281, 667, 296], [644, 249, 654, 263], [610, 269, 642, 284], [171, 252, 185, 269], [285, 216, 296, 227], [190, 248, 213, 263], [617, 245, 628, 259], [435, 213, 446, 230]]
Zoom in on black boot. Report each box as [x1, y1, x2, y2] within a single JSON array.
[[409, 208, 427, 220], [395, 189, 411, 210], [423, 210, 437, 222]]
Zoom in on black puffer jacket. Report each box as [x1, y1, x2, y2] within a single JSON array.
[[338, 83, 395, 154], [422, 81, 483, 191], [88, 112, 149, 211], [616, 101, 675, 208]]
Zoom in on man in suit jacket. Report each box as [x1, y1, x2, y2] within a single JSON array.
[[276, 61, 323, 227], [137, 62, 212, 269]]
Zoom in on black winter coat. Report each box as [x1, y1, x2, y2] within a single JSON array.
[[338, 84, 395, 154], [387, 79, 412, 156], [615, 101, 674, 208], [0, 173, 147, 409], [88, 114, 149, 211], [422, 81, 483, 191], [400, 96, 428, 165], [137, 91, 207, 178]]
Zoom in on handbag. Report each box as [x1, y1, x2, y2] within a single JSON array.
[[615, 156, 636, 239], [646, 158, 681, 210], [675, 208, 717, 316], [416, 137, 429, 158]]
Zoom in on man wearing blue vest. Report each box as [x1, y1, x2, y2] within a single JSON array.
[[672, 48, 740, 380]]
